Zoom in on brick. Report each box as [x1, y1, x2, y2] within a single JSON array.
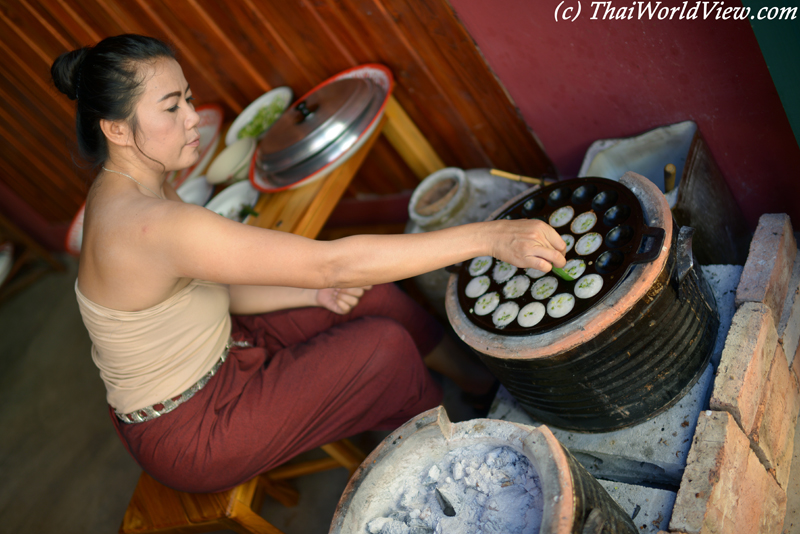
[[778, 253, 800, 367], [710, 303, 778, 434], [736, 213, 797, 328], [780, 416, 800, 533], [748, 344, 800, 488], [669, 411, 786, 534]]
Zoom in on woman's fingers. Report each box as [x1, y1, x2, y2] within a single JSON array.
[[336, 292, 360, 309], [524, 219, 566, 252], [492, 219, 567, 271], [340, 286, 366, 298], [528, 245, 567, 269], [539, 223, 567, 252], [318, 285, 372, 315], [509, 249, 565, 273]]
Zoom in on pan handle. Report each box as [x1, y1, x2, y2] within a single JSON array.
[[628, 225, 666, 265]]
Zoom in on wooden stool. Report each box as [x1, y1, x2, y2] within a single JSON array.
[[120, 439, 365, 534]]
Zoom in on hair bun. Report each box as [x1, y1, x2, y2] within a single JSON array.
[[51, 47, 90, 100]]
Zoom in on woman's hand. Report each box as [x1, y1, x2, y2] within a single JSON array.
[[489, 219, 568, 272], [315, 286, 372, 315]]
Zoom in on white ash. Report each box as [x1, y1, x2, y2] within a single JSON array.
[[366, 444, 543, 534]]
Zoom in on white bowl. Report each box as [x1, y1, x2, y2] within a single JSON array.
[[205, 137, 256, 184], [226, 87, 292, 146], [205, 180, 260, 223], [176, 176, 214, 206]]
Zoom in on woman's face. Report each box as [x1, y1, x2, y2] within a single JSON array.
[[131, 58, 200, 172]]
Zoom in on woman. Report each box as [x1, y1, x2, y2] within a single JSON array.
[[53, 34, 566, 493]]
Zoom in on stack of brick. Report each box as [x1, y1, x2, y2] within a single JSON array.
[[667, 214, 800, 534]]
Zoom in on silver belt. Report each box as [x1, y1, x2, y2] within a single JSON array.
[[115, 338, 251, 424]]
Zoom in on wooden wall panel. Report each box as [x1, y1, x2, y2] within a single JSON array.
[[0, 0, 554, 226]]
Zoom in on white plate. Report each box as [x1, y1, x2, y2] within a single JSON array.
[[226, 87, 293, 146], [171, 104, 224, 188], [205, 180, 260, 223], [177, 177, 214, 206], [0, 242, 13, 286]]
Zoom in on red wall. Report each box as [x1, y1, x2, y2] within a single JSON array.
[[448, 0, 800, 229]]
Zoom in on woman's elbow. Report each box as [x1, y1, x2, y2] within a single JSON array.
[[309, 240, 365, 288], [317, 263, 355, 289]]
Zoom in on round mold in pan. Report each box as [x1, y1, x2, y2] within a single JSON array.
[[456, 177, 665, 336]]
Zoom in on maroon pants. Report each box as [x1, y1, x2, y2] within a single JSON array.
[[113, 283, 443, 493]]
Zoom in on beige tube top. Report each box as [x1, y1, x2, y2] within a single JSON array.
[[75, 279, 232, 413]]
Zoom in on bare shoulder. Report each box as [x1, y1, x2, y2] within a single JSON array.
[[78, 192, 203, 309], [87, 189, 185, 249]]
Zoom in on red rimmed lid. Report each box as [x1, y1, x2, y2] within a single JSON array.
[[249, 64, 394, 193]]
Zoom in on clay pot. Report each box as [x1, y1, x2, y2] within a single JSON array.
[[329, 406, 637, 534]]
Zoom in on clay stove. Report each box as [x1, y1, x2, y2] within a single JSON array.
[[329, 407, 637, 533], [446, 172, 720, 432]]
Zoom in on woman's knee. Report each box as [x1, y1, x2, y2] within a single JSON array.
[[354, 317, 439, 409], [358, 317, 420, 371]]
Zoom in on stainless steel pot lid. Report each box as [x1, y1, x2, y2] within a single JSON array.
[[254, 90, 385, 189], [256, 78, 380, 174]]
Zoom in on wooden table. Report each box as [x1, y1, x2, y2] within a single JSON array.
[[246, 95, 444, 239]]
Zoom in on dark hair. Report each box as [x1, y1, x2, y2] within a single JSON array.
[[51, 34, 175, 167]]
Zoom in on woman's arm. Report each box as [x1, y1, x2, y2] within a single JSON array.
[[228, 284, 369, 315], [146, 200, 566, 290]]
